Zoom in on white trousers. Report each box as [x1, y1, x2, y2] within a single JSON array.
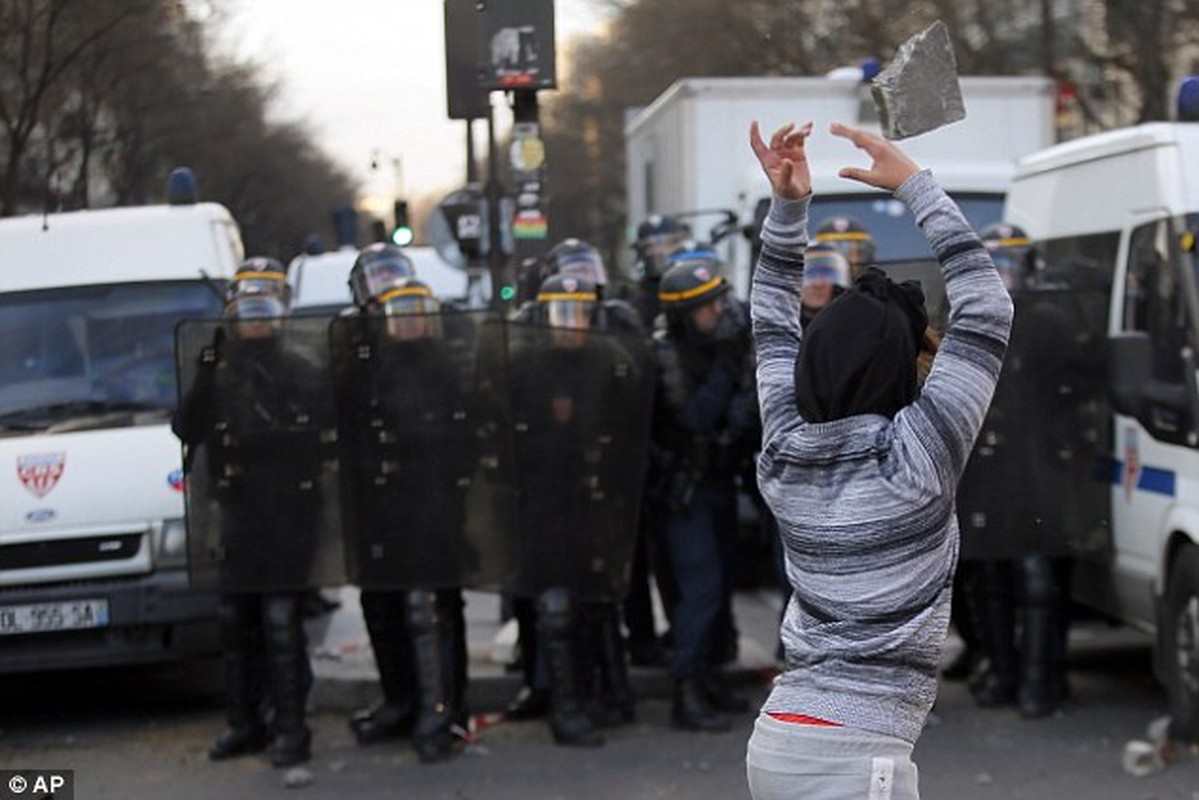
[[746, 713, 920, 800]]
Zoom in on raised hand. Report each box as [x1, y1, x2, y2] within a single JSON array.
[[830, 122, 920, 192], [749, 120, 813, 200]]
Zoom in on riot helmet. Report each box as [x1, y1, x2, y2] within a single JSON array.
[[348, 242, 416, 308], [225, 258, 288, 338], [665, 245, 723, 274], [814, 216, 875, 278], [376, 277, 442, 340], [658, 257, 731, 336], [980, 222, 1032, 291], [543, 238, 607, 288], [536, 273, 598, 330], [228, 256, 291, 308], [634, 215, 687, 279]]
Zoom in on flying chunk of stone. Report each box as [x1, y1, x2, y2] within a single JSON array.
[[871, 20, 966, 140]]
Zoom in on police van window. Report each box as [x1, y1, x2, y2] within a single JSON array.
[[807, 193, 1004, 263], [1124, 219, 1187, 382], [0, 282, 223, 421]]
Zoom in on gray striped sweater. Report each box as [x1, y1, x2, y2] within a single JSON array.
[[752, 170, 1014, 743]]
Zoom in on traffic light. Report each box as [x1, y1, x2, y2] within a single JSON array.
[[391, 200, 414, 246]]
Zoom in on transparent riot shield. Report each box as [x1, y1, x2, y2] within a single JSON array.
[[958, 274, 1111, 561], [330, 310, 516, 591], [176, 315, 345, 592], [506, 321, 655, 602]]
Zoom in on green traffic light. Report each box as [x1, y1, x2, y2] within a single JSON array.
[[391, 226, 414, 246], [499, 285, 516, 301]]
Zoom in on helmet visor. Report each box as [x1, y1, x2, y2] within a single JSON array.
[[639, 233, 684, 276], [815, 233, 874, 270], [555, 251, 607, 286], [545, 298, 594, 330], [359, 259, 414, 301], [230, 274, 290, 303], [644, 232, 683, 256], [378, 286, 441, 339], [224, 295, 286, 320], [988, 248, 1026, 290], [379, 291, 440, 318]]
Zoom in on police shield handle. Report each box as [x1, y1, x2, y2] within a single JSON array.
[[869, 20, 966, 140]]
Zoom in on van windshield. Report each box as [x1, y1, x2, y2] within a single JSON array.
[[808, 193, 1005, 263], [0, 282, 223, 422]]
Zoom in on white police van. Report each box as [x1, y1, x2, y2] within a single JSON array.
[[1003, 90, 1199, 733], [0, 182, 241, 672]]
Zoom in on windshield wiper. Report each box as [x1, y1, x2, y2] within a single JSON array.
[[0, 399, 171, 430]]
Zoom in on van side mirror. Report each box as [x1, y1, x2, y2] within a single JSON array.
[[1109, 331, 1199, 445], [1108, 332, 1151, 418]]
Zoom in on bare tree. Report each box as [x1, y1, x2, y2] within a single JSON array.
[[0, 0, 148, 214], [0, 0, 357, 258], [544, 0, 1199, 258]]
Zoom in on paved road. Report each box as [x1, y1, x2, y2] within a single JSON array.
[[4, 618, 1199, 799]]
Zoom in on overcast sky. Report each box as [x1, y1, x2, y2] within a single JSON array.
[[216, 0, 607, 215]]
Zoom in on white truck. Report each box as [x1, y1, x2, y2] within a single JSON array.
[[0, 194, 243, 672], [1003, 117, 1199, 734], [624, 72, 1056, 311]]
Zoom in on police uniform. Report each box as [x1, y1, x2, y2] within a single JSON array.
[[173, 258, 319, 768], [337, 259, 471, 763], [652, 257, 756, 731]]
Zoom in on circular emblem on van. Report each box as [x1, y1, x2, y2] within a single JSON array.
[[26, 508, 57, 523], [167, 469, 184, 492]]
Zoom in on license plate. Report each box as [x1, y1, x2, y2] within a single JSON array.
[[0, 599, 110, 635]]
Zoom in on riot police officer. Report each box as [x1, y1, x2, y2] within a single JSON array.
[[629, 215, 689, 329], [337, 247, 470, 762], [515, 237, 643, 334], [959, 222, 1073, 719], [507, 273, 652, 746], [814, 215, 876, 280], [508, 242, 644, 729], [652, 255, 756, 731], [173, 257, 322, 768]]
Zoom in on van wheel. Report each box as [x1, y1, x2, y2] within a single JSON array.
[[1164, 546, 1199, 740]]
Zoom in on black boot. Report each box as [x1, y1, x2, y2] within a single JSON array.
[[593, 603, 636, 726], [351, 591, 415, 745], [969, 560, 1018, 707], [407, 590, 466, 763], [944, 565, 982, 681], [210, 595, 268, 761], [265, 595, 312, 768], [539, 589, 604, 747], [702, 671, 748, 714], [506, 685, 550, 720], [707, 601, 739, 667], [1019, 555, 1067, 719], [672, 676, 730, 732]]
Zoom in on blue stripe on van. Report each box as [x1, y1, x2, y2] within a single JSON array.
[[1110, 460, 1177, 497]]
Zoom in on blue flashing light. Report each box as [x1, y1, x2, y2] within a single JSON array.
[[166, 167, 198, 206], [1179, 76, 1199, 123]]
